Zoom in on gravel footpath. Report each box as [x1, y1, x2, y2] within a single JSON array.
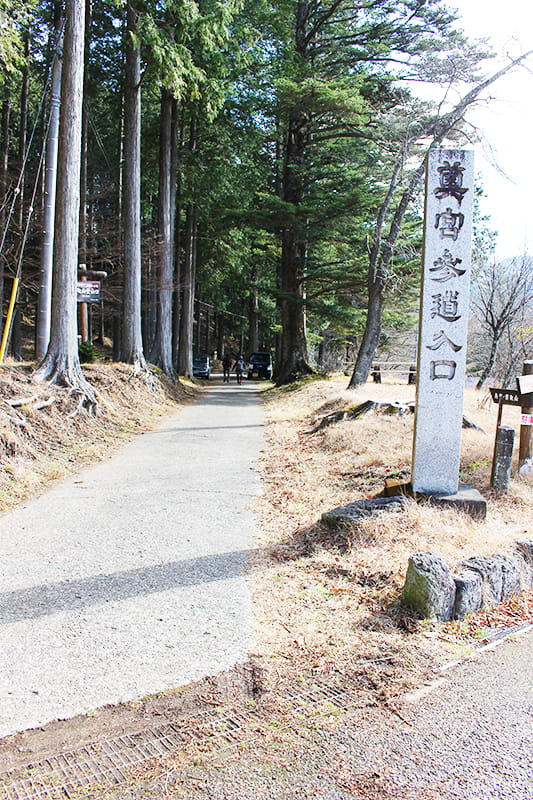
[[0, 377, 264, 739], [145, 630, 532, 800], [342, 630, 533, 799]]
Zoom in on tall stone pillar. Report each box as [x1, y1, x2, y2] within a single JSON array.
[[412, 149, 474, 495]]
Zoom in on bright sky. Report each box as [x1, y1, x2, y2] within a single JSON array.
[[448, 0, 533, 259]]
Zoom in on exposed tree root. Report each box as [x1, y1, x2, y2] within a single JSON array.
[[7, 395, 43, 408], [305, 400, 415, 434], [6, 395, 57, 411], [126, 361, 158, 390], [33, 356, 97, 415], [306, 401, 486, 435]]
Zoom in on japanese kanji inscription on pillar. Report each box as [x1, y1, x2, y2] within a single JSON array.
[[412, 149, 474, 495]]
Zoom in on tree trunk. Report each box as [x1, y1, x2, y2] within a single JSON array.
[[36, 7, 63, 361], [34, 0, 95, 409], [77, 0, 92, 344], [216, 312, 224, 359], [10, 35, 30, 360], [274, 1, 314, 384], [149, 88, 175, 378], [16, 34, 29, 238], [248, 265, 259, 354], [476, 333, 500, 389], [348, 156, 424, 389], [171, 98, 180, 367], [121, 0, 146, 369], [0, 97, 10, 312], [178, 203, 196, 378], [276, 220, 312, 383], [275, 107, 314, 383], [347, 284, 384, 388]]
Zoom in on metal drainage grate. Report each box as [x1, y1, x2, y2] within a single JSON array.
[[0, 683, 365, 800]]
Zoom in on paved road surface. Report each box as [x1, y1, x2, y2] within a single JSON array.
[[341, 629, 533, 799], [0, 377, 263, 738]]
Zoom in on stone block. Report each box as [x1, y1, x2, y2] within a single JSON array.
[[493, 553, 522, 600], [514, 540, 533, 589], [416, 484, 487, 520], [515, 539, 533, 566], [462, 555, 503, 608], [453, 569, 483, 619], [401, 552, 456, 621], [322, 495, 410, 526], [510, 551, 533, 591]]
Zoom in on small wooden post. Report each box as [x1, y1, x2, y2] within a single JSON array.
[[518, 360, 533, 469]]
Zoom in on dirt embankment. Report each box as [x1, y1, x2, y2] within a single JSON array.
[[0, 362, 197, 512]]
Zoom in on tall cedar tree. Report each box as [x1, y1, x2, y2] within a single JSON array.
[[34, 0, 96, 409]]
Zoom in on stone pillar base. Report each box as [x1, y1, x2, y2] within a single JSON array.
[[384, 480, 487, 520]]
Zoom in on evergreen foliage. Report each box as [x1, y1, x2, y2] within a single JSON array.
[[0, 0, 528, 391]]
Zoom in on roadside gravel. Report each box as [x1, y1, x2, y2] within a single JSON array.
[[0, 378, 264, 739], [113, 630, 532, 800]]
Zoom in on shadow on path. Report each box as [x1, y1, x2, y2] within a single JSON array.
[[0, 550, 252, 625]]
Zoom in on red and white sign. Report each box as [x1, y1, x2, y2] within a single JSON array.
[[521, 414, 533, 426]]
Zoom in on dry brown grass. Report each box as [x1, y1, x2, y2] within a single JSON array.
[[0, 362, 197, 511], [252, 374, 532, 699]]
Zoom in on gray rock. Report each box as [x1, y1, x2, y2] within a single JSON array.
[[493, 553, 522, 600], [513, 542, 533, 589], [515, 540, 533, 568], [453, 569, 483, 620], [462, 555, 503, 608], [402, 552, 455, 621], [322, 495, 410, 526]]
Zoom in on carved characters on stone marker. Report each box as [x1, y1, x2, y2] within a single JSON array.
[[427, 156, 470, 383], [430, 250, 466, 282], [435, 207, 464, 240], [426, 330, 462, 353], [429, 360, 457, 381], [430, 291, 460, 322], [434, 161, 468, 204]]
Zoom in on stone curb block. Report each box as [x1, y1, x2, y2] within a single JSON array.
[[402, 540, 533, 621]]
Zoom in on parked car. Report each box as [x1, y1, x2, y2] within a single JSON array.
[[192, 355, 210, 379], [247, 352, 273, 380]]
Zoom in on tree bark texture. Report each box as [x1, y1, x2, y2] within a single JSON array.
[[0, 97, 11, 312], [36, 12, 63, 361], [121, 0, 146, 369], [149, 88, 175, 378], [34, 0, 95, 407], [178, 203, 196, 378]]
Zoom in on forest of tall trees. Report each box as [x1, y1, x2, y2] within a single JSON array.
[[0, 0, 530, 394]]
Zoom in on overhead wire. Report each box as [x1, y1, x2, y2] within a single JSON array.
[[0, 20, 65, 266], [0, 22, 65, 363]]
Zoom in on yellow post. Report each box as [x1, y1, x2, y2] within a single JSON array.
[[0, 276, 20, 364]]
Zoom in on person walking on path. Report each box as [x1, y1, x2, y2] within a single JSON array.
[[234, 356, 246, 385], [222, 354, 232, 383]]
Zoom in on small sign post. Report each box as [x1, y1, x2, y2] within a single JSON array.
[[489, 360, 533, 485], [518, 361, 533, 469], [77, 267, 107, 344]]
